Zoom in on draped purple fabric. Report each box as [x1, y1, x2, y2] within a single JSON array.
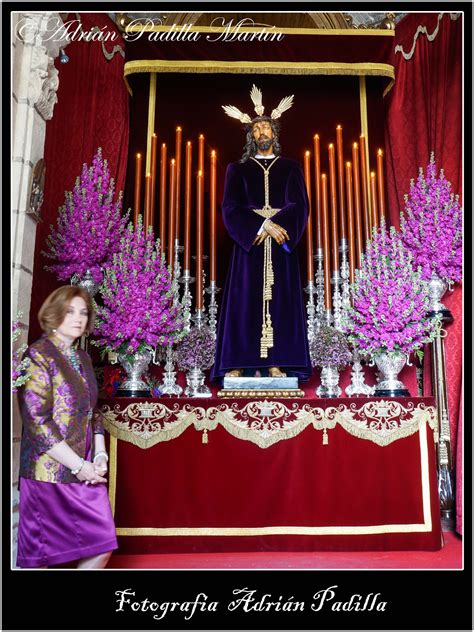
[[212, 157, 311, 380]]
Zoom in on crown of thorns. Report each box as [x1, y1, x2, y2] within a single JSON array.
[[222, 84, 294, 124]]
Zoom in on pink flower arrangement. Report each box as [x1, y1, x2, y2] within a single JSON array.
[[43, 148, 129, 284], [310, 325, 352, 369], [343, 220, 440, 357], [92, 216, 185, 357], [400, 153, 462, 283], [175, 325, 216, 371]]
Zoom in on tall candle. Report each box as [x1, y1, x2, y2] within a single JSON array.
[[184, 141, 192, 271], [303, 151, 314, 283], [196, 170, 204, 309], [198, 134, 205, 174], [210, 150, 217, 283], [150, 134, 158, 228], [377, 149, 386, 223], [174, 127, 182, 242], [352, 142, 363, 269], [359, 134, 371, 242], [313, 134, 322, 250], [134, 153, 142, 225], [144, 174, 152, 230], [370, 172, 379, 230], [321, 174, 332, 311], [159, 143, 167, 249], [328, 143, 339, 272], [167, 159, 176, 268], [345, 162, 356, 285], [336, 125, 346, 239]]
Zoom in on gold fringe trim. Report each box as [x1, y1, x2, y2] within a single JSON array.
[[124, 61, 395, 95], [100, 401, 437, 449], [124, 25, 395, 36]]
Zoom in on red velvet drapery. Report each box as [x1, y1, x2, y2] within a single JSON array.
[[28, 13, 129, 344], [384, 13, 463, 533]]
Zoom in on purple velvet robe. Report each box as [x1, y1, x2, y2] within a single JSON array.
[[212, 156, 312, 381]]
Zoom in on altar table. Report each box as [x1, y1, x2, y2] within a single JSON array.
[[99, 396, 442, 553]]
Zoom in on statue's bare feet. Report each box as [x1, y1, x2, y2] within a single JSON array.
[[225, 368, 243, 377], [268, 367, 287, 378]]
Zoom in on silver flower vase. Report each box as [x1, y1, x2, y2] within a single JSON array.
[[372, 351, 410, 397], [116, 349, 153, 397], [184, 367, 212, 398], [70, 269, 101, 298], [427, 274, 453, 320], [316, 366, 342, 398]]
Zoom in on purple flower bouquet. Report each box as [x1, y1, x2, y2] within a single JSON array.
[[310, 325, 352, 369], [175, 326, 216, 372]]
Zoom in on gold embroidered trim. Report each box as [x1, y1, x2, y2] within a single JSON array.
[[394, 13, 461, 61], [101, 400, 436, 450], [109, 419, 434, 537], [124, 61, 395, 95]]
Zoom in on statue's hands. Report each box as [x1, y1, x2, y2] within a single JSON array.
[[264, 220, 289, 246], [253, 229, 270, 246]]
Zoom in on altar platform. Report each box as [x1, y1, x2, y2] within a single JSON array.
[[99, 390, 442, 554]]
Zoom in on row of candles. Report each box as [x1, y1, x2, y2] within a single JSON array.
[[133, 128, 216, 310], [303, 126, 386, 310], [133, 125, 385, 315]]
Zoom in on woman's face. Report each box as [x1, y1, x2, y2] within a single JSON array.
[[56, 296, 89, 342]]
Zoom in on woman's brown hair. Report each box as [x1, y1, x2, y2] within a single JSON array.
[[38, 285, 95, 334]]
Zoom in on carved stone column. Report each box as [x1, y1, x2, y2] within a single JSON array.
[[11, 11, 66, 565]]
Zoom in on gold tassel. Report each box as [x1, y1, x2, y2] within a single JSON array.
[[202, 429, 208, 444], [322, 428, 329, 445]]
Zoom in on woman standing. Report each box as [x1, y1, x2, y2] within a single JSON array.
[[16, 285, 117, 568]]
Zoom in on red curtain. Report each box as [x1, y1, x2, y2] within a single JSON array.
[[29, 13, 129, 344], [384, 13, 463, 533]]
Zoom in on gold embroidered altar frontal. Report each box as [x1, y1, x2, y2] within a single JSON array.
[[100, 398, 437, 450]]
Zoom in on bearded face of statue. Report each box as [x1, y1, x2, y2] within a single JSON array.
[[252, 120, 274, 153]]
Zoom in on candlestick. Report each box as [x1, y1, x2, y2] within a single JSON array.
[[321, 174, 332, 313], [184, 141, 192, 271], [210, 150, 217, 283], [159, 143, 167, 248], [359, 134, 371, 243], [328, 144, 339, 273], [352, 142, 363, 268], [336, 125, 346, 239], [198, 134, 205, 174], [313, 134, 322, 251], [150, 134, 158, 228], [377, 149, 386, 223], [144, 174, 152, 230], [304, 151, 314, 282], [168, 159, 176, 268], [175, 127, 182, 242], [196, 170, 204, 309], [345, 162, 356, 285], [134, 153, 142, 225], [370, 172, 379, 231]]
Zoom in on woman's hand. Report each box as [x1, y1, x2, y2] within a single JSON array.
[[75, 460, 107, 485], [93, 455, 108, 476]]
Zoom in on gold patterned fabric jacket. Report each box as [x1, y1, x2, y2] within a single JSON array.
[[18, 334, 104, 484]]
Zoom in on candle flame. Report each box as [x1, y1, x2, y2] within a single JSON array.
[[187, 141, 191, 146], [360, 134, 365, 138], [198, 170, 203, 176], [346, 162, 351, 167], [162, 143, 166, 148], [211, 150, 216, 157], [314, 134, 319, 139], [336, 125, 342, 129], [146, 173, 151, 178], [152, 133, 157, 137], [329, 143, 334, 148], [378, 149, 383, 156], [370, 172, 376, 177], [353, 143, 358, 149], [137, 153, 141, 158], [171, 159, 175, 165], [322, 174, 327, 179], [305, 150, 310, 156], [177, 126, 182, 131], [199, 134, 204, 139]]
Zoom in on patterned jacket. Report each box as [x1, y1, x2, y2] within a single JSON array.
[[18, 334, 104, 483]]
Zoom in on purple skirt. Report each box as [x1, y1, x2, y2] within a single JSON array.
[[17, 477, 118, 567]]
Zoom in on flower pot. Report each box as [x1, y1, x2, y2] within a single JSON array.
[[316, 366, 342, 398], [70, 269, 101, 298], [184, 367, 212, 398], [373, 351, 410, 397], [116, 349, 152, 397], [427, 274, 453, 321]]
